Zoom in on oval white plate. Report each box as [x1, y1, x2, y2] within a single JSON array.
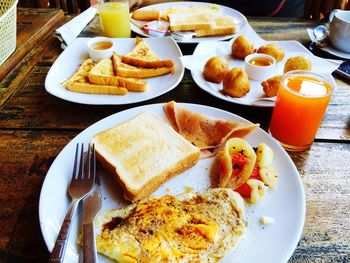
[[45, 37, 184, 105], [191, 25, 339, 107], [39, 103, 305, 263], [130, 1, 248, 44]]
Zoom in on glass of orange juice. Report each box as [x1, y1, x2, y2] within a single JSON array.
[[269, 70, 333, 152], [98, 0, 131, 38]]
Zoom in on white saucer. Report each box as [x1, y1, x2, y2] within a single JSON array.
[[321, 44, 350, 60], [307, 27, 350, 59]]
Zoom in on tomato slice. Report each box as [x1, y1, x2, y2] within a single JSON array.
[[235, 182, 251, 198], [250, 166, 261, 180], [231, 153, 249, 178], [235, 166, 261, 198], [230, 154, 263, 199]]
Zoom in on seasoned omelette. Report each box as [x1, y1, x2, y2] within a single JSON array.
[[94, 188, 246, 262]]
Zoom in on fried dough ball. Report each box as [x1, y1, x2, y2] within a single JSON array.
[[261, 75, 282, 97], [284, 56, 312, 73], [231, 35, 255, 60], [203, 56, 230, 83], [223, 67, 250, 98], [257, 44, 285, 62]]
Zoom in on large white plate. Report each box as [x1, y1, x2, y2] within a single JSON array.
[[130, 1, 248, 44], [190, 25, 338, 107], [39, 103, 305, 263], [45, 37, 184, 105]]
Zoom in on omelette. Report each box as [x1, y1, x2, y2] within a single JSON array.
[[94, 188, 246, 262]]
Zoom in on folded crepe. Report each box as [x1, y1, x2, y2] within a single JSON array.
[[163, 101, 259, 157]]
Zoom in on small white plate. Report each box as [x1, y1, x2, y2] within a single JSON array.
[[130, 1, 248, 44], [320, 44, 350, 60], [45, 37, 184, 105], [190, 25, 339, 107], [39, 103, 305, 263]]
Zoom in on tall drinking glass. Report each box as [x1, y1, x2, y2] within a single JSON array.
[[269, 70, 333, 152], [98, 0, 131, 38]]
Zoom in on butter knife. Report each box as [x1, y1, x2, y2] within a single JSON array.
[[82, 165, 102, 263]]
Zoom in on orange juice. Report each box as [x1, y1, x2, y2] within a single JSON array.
[[99, 1, 131, 38], [269, 71, 332, 151]]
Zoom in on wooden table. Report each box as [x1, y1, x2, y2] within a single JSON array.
[[0, 8, 349, 263]]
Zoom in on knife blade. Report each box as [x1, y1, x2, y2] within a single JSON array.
[[82, 164, 102, 263]]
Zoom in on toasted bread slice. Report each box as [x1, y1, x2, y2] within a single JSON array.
[[63, 58, 95, 86], [168, 13, 214, 32], [195, 16, 238, 37], [164, 4, 221, 17], [112, 53, 173, 79], [64, 59, 128, 95], [88, 58, 148, 92], [91, 112, 200, 201], [131, 4, 221, 21], [67, 82, 128, 95], [122, 37, 174, 68], [131, 9, 161, 20]]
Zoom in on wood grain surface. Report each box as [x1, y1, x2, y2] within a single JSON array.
[[0, 10, 349, 263], [0, 8, 64, 82]]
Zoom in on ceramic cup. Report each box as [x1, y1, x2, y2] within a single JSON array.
[[244, 53, 276, 81], [87, 37, 114, 61], [329, 10, 350, 53]]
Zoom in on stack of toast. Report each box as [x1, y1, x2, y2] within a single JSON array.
[[64, 37, 174, 95], [132, 4, 238, 37]]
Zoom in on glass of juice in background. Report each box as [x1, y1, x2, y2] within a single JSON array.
[[98, 0, 131, 38], [269, 70, 333, 152]]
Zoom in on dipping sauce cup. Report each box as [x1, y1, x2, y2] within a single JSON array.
[[244, 53, 276, 81], [98, 0, 131, 38], [87, 37, 114, 61], [269, 70, 333, 152]]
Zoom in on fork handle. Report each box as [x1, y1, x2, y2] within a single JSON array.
[[83, 222, 98, 263], [49, 199, 80, 263]]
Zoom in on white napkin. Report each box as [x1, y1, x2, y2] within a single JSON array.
[[54, 7, 97, 48]]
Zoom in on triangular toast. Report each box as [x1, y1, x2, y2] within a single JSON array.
[[112, 53, 173, 79], [64, 59, 128, 95], [88, 58, 148, 92], [122, 37, 174, 68]]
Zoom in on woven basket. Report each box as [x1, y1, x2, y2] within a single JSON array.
[[0, 0, 18, 66]]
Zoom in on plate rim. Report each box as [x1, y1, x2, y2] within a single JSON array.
[[44, 37, 185, 105], [39, 102, 306, 262], [321, 45, 350, 59], [130, 1, 248, 44]]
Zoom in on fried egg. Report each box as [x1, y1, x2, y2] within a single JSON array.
[[94, 188, 246, 262]]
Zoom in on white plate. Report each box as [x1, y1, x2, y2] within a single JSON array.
[[45, 37, 184, 105], [190, 25, 338, 107], [130, 1, 248, 44], [320, 44, 350, 60], [39, 103, 305, 263]]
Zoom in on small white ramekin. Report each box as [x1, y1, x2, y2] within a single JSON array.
[[244, 53, 276, 81], [87, 37, 114, 62]]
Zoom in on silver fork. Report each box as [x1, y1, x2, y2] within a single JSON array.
[[49, 143, 96, 263]]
